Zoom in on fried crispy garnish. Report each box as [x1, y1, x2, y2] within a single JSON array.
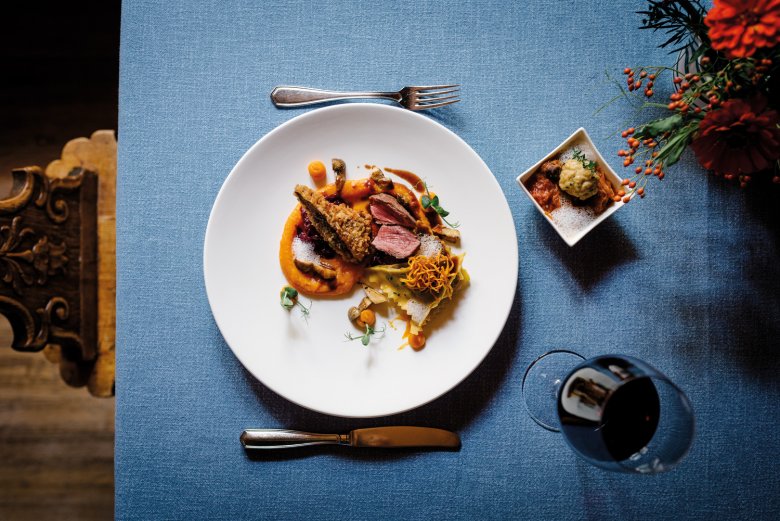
[[294, 184, 372, 262], [400, 253, 458, 299]]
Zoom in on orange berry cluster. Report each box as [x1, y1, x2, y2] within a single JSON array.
[[620, 54, 778, 192], [712, 171, 763, 189], [669, 73, 705, 113], [623, 67, 655, 97], [615, 127, 667, 201], [748, 58, 773, 85]]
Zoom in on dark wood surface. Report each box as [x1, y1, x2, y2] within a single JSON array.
[[0, 2, 118, 518], [0, 321, 114, 520]]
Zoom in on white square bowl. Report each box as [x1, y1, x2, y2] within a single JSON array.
[[516, 127, 626, 247]]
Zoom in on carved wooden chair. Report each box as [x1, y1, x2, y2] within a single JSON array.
[[0, 130, 116, 397]]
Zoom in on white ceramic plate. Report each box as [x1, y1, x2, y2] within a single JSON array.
[[204, 104, 517, 417]]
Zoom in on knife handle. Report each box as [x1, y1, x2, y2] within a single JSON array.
[[240, 429, 349, 449]]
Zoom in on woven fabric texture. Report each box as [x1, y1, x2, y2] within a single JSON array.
[[117, 1, 780, 519]]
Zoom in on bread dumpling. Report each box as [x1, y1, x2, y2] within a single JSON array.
[[558, 159, 600, 200]]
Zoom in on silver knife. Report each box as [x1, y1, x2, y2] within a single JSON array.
[[240, 426, 460, 450]]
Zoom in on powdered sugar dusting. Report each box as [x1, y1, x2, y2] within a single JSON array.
[[292, 236, 319, 264], [550, 196, 596, 239], [548, 139, 602, 239], [418, 235, 442, 257]]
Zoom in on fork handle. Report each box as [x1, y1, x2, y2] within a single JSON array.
[[271, 86, 400, 107], [240, 429, 350, 449]]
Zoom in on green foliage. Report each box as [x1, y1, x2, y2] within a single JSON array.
[[422, 183, 459, 228], [280, 286, 310, 321], [635, 114, 684, 138], [572, 148, 598, 173], [654, 122, 699, 166], [638, 0, 708, 53], [344, 324, 386, 346]]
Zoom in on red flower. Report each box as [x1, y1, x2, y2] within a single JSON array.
[[691, 96, 780, 175], [705, 0, 780, 58]]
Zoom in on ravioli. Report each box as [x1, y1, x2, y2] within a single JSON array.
[[363, 254, 468, 335]]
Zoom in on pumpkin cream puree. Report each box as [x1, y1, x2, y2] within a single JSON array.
[[279, 204, 363, 297]]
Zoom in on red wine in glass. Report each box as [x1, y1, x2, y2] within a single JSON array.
[[523, 351, 694, 473]]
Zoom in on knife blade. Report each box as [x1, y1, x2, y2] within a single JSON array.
[[240, 426, 460, 450]]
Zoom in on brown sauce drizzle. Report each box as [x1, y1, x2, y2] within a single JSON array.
[[384, 167, 425, 193]]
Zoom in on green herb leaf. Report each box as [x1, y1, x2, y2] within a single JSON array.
[[298, 299, 311, 322], [362, 324, 377, 345], [442, 217, 460, 228], [280, 286, 311, 321], [422, 182, 458, 227], [636, 114, 683, 138], [654, 122, 698, 166], [572, 148, 597, 173], [345, 323, 384, 347]]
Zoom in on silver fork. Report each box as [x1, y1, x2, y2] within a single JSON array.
[[270, 84, 460, 110]]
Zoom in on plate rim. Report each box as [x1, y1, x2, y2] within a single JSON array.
[[203, 103, 518, 417]]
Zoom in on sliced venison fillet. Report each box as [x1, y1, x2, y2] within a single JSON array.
[[369, 193, 417, 228], [372, 225, 420, 259]]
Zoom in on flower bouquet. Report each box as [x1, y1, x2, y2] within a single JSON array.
[[613, 0, 780, 200]]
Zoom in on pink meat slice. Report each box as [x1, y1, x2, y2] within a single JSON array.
[[369, 193, 417, 228], [371, 225, 420, 259]]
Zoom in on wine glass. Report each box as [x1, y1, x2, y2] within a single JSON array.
[[522, 350, 695, 473]]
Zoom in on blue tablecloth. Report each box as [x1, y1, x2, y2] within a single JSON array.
[[116, 1, 780, 519]]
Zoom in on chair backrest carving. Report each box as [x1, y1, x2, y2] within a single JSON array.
[[0, 166, 97, 387]]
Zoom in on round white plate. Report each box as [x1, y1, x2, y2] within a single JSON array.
[[204, 104, 517, 417]]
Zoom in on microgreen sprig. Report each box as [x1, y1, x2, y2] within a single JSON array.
[[344, 323, 386, 346], [421, 182, 459, 228], [280, 286, 311, 322], [572, 148, 598, 173]]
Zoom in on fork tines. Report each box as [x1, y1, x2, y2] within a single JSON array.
[[408, 84, 460, 110]]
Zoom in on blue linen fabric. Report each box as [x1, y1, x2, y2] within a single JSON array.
[[117, 0, 780, 519]]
